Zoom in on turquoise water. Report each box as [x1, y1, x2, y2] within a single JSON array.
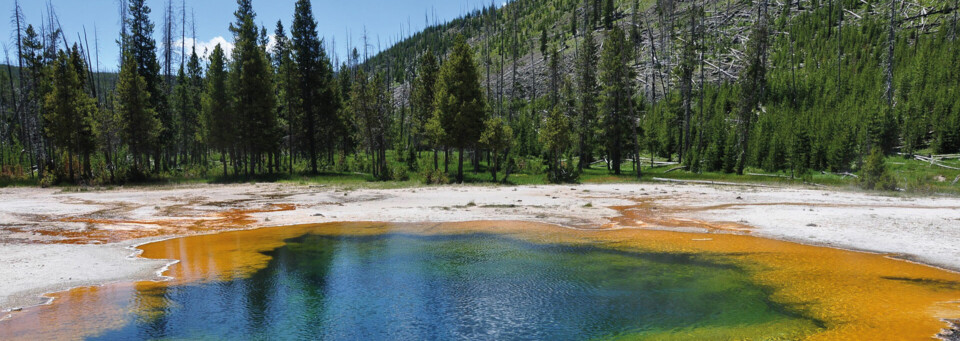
[[89, 233, 820, 340]]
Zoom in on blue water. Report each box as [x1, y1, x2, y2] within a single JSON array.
[[90, 233, 819, 340]]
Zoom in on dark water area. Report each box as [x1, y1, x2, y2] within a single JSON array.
[[87, 233, 818, 340]]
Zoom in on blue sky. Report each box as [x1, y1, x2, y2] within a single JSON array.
[[0, 0, 496, 72]]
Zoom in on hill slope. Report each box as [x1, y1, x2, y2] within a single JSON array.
[[366, 0, 960, 176]]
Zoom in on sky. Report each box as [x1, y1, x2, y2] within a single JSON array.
[[0, 0, 497, 72]]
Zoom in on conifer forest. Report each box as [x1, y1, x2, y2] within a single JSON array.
[[0, 0, 958, 191]]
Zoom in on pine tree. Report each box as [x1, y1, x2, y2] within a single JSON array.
[[541, 106, 574, 183], [91, 103, 122, 183], [230, 0, 278, 174], [202, 44, 232, 176], [480, 116, 513, 182], [19, 24, 48, 178], [434, 35, 486, 183], [540, 28, 549, 59], [291, 0, 336, 173], [172, 58, 199, 164], [425, 108, 446, 172], [43, 48, 96, 181], [124, 0, 173, 171], [70, 44, 97, 177], [734, 0, 770, 175], [860, 149, 897, 191], [570, 9, 578, 36], [273, 21, 297, 173], [186, 47, 204, 160], [593, 0, 602, 26], [350, 70, 392, 180], [678, 6, 701, 164], [603, 0, 615, 29], [116, 51, 159, 171], [576, 27, 599, 171], [412, 49, 439, 166], [549, 47, 561, 106], [125, 0, 167, 172], [599, 27, 634, 175]]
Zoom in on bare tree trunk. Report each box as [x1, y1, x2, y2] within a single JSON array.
[[680, 8, 696, 164], [837, 0, 843, 92], [696, 0, 707, 170], [953, 0, 959, 40], [644, 13, 662, 103], [885, 0, 897, 108]]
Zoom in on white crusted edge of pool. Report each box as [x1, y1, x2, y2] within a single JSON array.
[[1, 182, 959, 317]]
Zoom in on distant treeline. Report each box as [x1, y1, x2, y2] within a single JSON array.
[[0, 0, 958, 186]]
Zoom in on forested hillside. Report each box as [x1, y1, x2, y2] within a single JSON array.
[[371, 0, 960, 175], [0, 0, 958, 190]]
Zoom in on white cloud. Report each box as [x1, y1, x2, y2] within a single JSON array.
[[266, 35, 279, 53], [176, 36, 235, 60], [176, 35, 280, 62]]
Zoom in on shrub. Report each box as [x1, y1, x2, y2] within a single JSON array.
[[860, 149, 897, 191], [546, 156, 580, 184], [389, 165, 410, 181], [421, 168, 449, 185], [39, 171, 57, 188]]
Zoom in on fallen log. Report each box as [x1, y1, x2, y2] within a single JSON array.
[[664, 166, 687, 173], [651, 177, 773, 187], [915, 155, 960, 170], [746, 172, 790, 178], [838, 172, 860, 179]]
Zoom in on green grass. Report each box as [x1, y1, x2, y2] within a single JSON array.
[[886, 157, 960, 194], [0, 176, 39, 187], [2, 151, 958, 196]]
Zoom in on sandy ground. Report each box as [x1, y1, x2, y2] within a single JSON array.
[[1, 181, 959, 315]]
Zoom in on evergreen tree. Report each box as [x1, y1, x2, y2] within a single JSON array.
[[335, 59, 357, 160], [860, 149, 897, 191], [202, 44, 232, 176], [350, 70, 392, 180], [734, 1, 770, 175], [273, 21, 297, 173], [291, 0, 337, 173], [91, 103, 122, 183], [229, 0, 279, 174], [678, 6, 701, 164], [116, 51, 159, 171], [172, 48, 202, 165], [599, 27, 634, 175], [125, 0, 167, 172], [434, 35, 486, 183], [570, 9, 578, 36], [593, 0, 602, 27], [541, 106, 574, 183], [480, 116, 513, 182], [549, 47, 561, 106], [540, 28, 549, 59], [18, 24, 48, 178], [187, 48, 204, 160], [576, 27, 599, 171], [790, 125, 811, 178], [411, 49, 439, 167], [425, 107, 446, 172], [603, 0, 615, 29], [43, 48, 96, 181]]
